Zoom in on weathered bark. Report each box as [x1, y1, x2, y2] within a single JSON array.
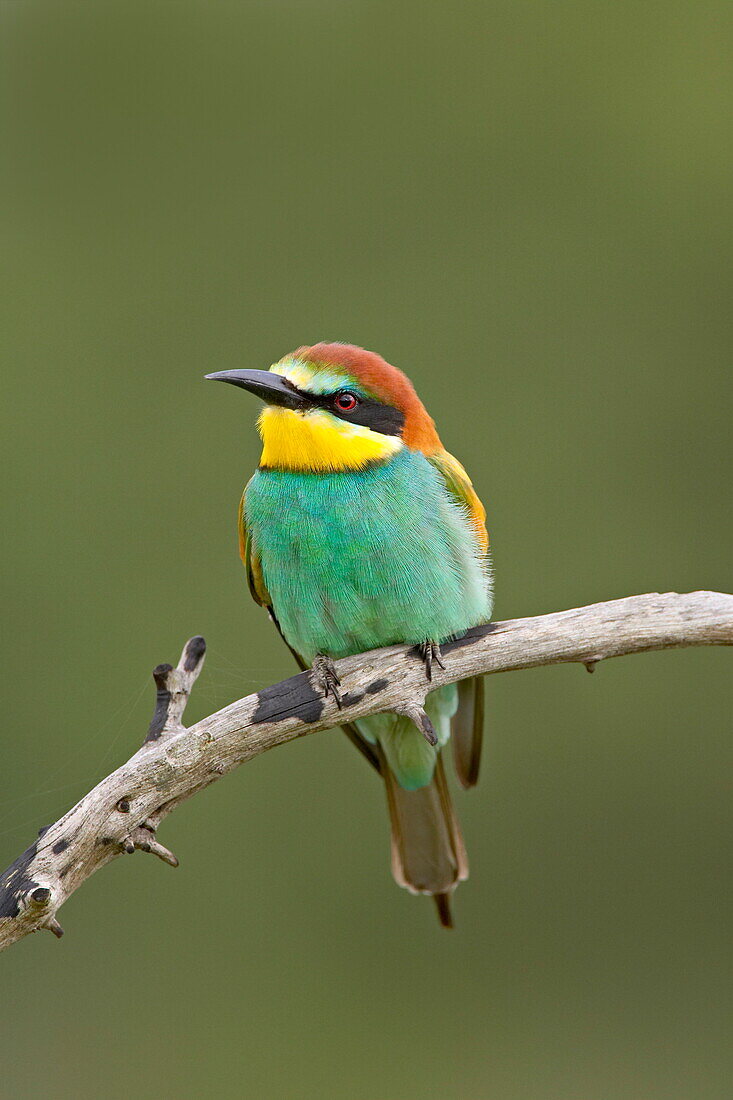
[[0, 590, 730, 953]]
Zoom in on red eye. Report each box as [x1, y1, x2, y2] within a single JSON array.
[[334, 391, 358, 412]]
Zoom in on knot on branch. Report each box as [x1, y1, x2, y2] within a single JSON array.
[[103, 811, 180, 868], [23, 882, 64, 936], [393, 702, 439, 746], [125, 823, 179, 867]]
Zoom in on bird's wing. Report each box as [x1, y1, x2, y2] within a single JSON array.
[[427, 448, 488, 789], [238, 483, 382, 774], [427, 448, 489, 553], [239, 483, 271, 607]]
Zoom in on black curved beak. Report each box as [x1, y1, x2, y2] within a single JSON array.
[[204, 369, 308, 410]]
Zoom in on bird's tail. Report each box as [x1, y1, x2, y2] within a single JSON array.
[[380, 749, 468, 928]]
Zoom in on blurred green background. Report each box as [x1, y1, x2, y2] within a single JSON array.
[[1, 2, 731, 1097]]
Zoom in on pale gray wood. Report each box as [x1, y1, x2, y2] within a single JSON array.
[[0, 590, 730, 953]]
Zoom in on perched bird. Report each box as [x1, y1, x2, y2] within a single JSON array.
[[207, 343, 492, 926]]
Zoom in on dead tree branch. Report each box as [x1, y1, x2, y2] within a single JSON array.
[[0, 590, 730, 953]]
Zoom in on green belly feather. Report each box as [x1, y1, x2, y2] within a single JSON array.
[[245, 449, 491, 789]]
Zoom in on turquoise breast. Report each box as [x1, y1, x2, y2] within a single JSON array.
[[244, 449, 491, 665]]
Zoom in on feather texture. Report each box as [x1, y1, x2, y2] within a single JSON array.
[[243, 450, 491, 663]]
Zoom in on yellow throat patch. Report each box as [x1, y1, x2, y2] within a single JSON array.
[[258, 406, 402, 472]]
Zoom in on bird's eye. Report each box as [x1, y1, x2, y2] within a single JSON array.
[[334, 391, 359, 412]]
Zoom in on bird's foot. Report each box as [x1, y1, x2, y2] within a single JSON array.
[[311, 653, 343, 709], [417, 641, 446, 682]]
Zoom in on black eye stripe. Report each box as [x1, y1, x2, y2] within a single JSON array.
[[289, 385, 405, 437], [321, 392, 404, 436]]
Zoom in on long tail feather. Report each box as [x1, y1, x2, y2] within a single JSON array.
[[380, 750, 468, 926]]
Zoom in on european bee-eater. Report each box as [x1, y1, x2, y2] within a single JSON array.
[[207, 343, 492, 926]]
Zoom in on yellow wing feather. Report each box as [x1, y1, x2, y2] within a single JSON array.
[[428, 449, 489, 553], [427, 449, 488, 790]]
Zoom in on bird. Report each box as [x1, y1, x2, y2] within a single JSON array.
[[206, 342, 492, 926]]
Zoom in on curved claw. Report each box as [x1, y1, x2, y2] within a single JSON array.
[[418, 641, 446, 682], [311, 654, 343, 709]]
